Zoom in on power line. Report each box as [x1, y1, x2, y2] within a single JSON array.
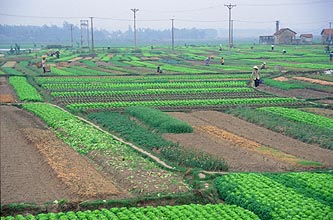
[[240, 0, 333, 6], [0, 13, 81, 19], [176, 19, 228, 23]]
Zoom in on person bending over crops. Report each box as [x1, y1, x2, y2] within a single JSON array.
[[251, 66, 261, 87], [260, 62, 266, 70]]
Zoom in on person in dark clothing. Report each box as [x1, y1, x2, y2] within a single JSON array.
[[157, 65, 162, 73]]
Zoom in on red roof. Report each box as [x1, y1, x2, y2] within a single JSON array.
[[300, 34, 313, 38], [321, 29, 333, 35], [274, 28, 297, 36]]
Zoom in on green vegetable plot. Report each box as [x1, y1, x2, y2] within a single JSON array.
[[67, 97, 299, 111], [126, 106, 193, 133], [41, 81, 247, 91], [259, 107, 333, 129], [215, 172, 333, 220], [9, 76, 42, 101], [1, 204, 260, 220]]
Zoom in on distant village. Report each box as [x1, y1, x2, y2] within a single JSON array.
[[259, 21, 333, 45]]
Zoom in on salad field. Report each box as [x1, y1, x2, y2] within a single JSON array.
[[1, 44, 333, 219]]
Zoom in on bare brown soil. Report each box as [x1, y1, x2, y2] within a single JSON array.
[[0, 76, 17, 103], [293, 76, 333, 86], [165, 111, 333, 172], [273, 76, 289, 81], [2, 61, 16, 68], [1, 105, 74, 205], [22, 128, 121, 200], [0, 105, 126, 205]]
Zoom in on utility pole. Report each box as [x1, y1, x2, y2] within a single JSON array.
[[171, 18, 175, 51], [90, 17, 95, 54], [329, 22, 333, 44], [224, 4, 236, 48], [276, 20, 280, 33], [231, 20, 234, 47], [87, 22, 89, 49], [70, 24, 73, 48], [80, 20, 89, 52], [131, 8, 139, 49]]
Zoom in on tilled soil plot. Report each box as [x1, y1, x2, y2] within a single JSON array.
[[0, 106, 122, 205], [1, 105, 72, 204], [164, 111, 333, 172]]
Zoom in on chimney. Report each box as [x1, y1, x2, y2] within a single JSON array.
[[276, 20, 280, 33]]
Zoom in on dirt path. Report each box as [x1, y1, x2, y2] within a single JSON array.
[[165, 111, 333, 172]]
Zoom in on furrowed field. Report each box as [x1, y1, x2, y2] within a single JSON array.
[[1, 44, 333, 220]]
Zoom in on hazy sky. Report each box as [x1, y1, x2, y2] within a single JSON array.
[[1, 0, 332, 35]]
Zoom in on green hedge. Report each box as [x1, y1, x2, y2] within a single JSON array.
[[125, 106, 193, 133], [88, 111, 174, 150]]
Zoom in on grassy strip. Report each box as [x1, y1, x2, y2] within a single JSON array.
[[265, 78, 333, 93], [125, 106, 193, 133], [226, 107, 333, 150], [259, 107, 333, 129], [9, 76, 42, 101], [2, 67, 25, 75], [88, 111, 174, 150], [88, 111, 228, 171], [264, 78, 305, 90]]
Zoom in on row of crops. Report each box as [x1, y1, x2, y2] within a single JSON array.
[[215, 172, 333, 220], [1, 204, 260, 220], [32, 75, 304, 111]]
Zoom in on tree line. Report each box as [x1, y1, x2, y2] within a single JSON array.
[[0, 22, 218, 46]]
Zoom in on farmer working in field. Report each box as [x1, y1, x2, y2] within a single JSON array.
[[204, 56, 212, 65], [220, 57, 225, 65], [251, 66, 261, 87], [260, 62, 266, 70], [42, 57, 47, 73]]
